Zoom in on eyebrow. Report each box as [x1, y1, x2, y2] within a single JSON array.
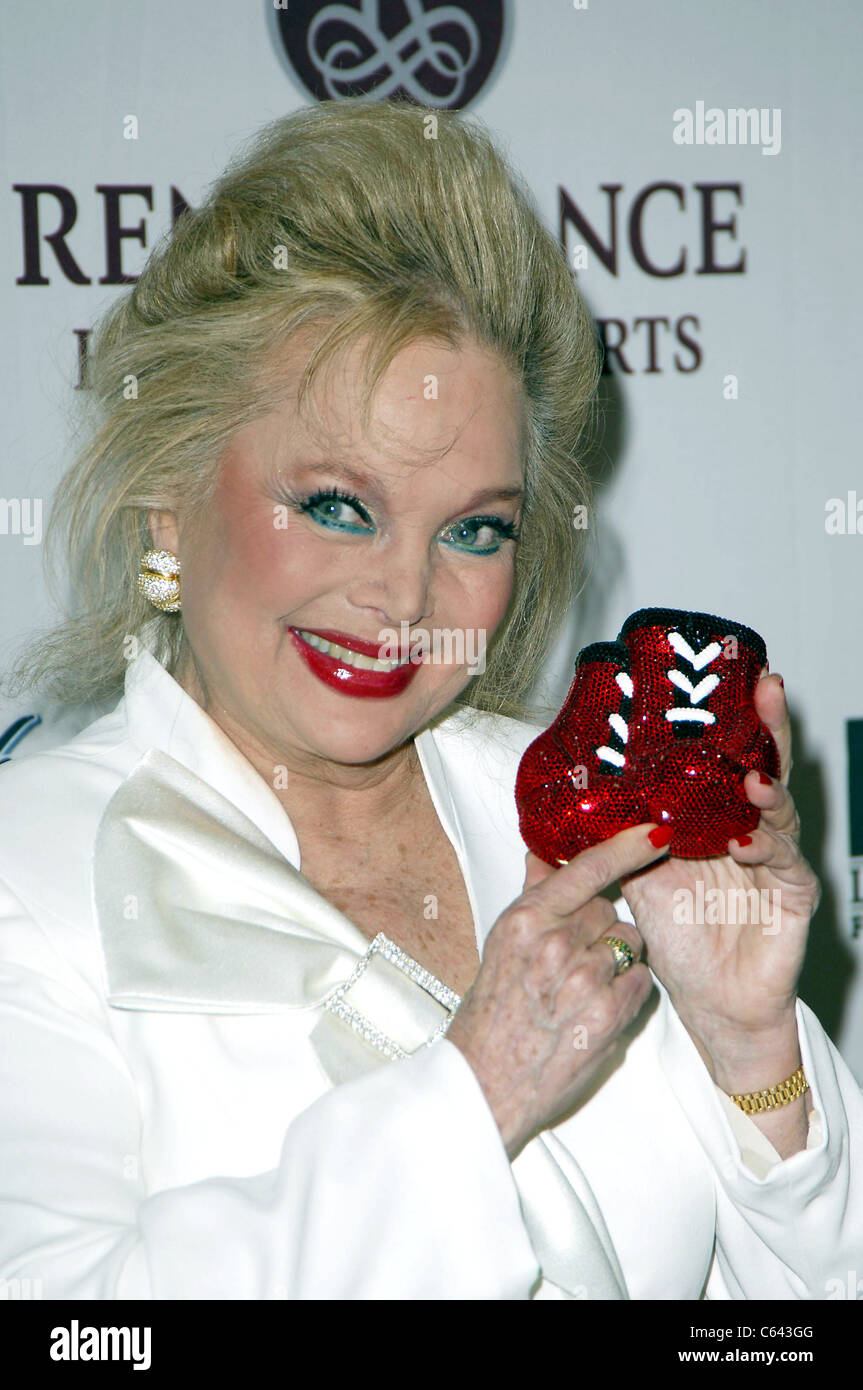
[[297, 461, 524, 510]]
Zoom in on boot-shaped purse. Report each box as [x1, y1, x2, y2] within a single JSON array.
[[515, 607, 780, 863]]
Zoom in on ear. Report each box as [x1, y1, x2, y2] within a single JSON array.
[[147, 507, 180, 555]]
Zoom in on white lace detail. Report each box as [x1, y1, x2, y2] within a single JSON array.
[[667, 631, 722, 671], [596, 669, 632, 766], [665, 630, 721, 726], [596, 745, 626, 767], [664, 707, 715, 725], [607, 713, 629, 743]]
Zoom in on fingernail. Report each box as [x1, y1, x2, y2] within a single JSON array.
[[734, 834, 753, 847], [648, 826, 673, 848], [758, 772, 773, 786]]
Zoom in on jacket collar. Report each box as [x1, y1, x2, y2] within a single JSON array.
[[97, 629, 492, 1037], [123, 631, 302, 869], [119, 624, 492, 953]]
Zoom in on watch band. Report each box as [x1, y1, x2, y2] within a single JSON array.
[[729, 1064, 809, 1114]]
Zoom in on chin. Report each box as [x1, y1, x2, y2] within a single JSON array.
[[286, 703, 412, 758], [277, 670, 469, 758]]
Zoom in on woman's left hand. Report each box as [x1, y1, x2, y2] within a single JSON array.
[[619, 673, 821, 1085]]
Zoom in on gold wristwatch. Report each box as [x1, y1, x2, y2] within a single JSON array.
[[729, 1064, 809, 1114]]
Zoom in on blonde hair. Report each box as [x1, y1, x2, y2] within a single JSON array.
[[8, 98, 600, 722]]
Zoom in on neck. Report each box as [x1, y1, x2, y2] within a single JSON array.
[[174, 643, 423, 837]]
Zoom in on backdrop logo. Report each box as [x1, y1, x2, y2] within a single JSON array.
[[274, 0, 505, 108]]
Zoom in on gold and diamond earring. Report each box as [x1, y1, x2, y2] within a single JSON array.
[[137, 549, 181, 612]]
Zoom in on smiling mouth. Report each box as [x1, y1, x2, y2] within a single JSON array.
[[292, 628, 411, 672]]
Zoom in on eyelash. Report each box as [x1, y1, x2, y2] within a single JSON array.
[[282, 485, 521, 553]]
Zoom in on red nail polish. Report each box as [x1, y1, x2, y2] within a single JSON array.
[[734, 834, 753, 847], [648, 826, 673, 848], [758, 772, 773, 786]]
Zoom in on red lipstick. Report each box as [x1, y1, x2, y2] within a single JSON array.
[[287, 626, 419, 699]]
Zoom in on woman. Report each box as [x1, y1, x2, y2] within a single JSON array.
[[0, 98, 860, 1301]]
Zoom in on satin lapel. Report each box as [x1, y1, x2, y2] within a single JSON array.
[[94, 747, 462, 1046], [94, 747, 371, 1012], [419, 715, 537, 952], [412, 724, 487, 957], [515, 1134, 628, 1299]]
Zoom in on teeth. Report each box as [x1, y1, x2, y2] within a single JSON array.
[[296, 630, 409, 673]]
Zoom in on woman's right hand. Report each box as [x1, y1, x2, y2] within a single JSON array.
[[445, 823, 671, 1161]]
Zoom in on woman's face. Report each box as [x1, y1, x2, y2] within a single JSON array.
[[151, 332, 525, 776]]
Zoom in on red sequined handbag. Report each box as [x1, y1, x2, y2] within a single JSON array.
[[515, 607, 780, 863]]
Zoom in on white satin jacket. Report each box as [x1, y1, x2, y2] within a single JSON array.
[[0, 634, 861, 1300]]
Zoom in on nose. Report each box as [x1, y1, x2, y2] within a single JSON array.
[[347, 535, 434, 631]]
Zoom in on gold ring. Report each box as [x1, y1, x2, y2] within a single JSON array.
[[601, 935, 635, 977]]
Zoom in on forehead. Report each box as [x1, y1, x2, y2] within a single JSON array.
[[248, 330, 526, 487]]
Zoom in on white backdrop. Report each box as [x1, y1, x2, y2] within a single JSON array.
[[1, 0, 861, 1079]]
